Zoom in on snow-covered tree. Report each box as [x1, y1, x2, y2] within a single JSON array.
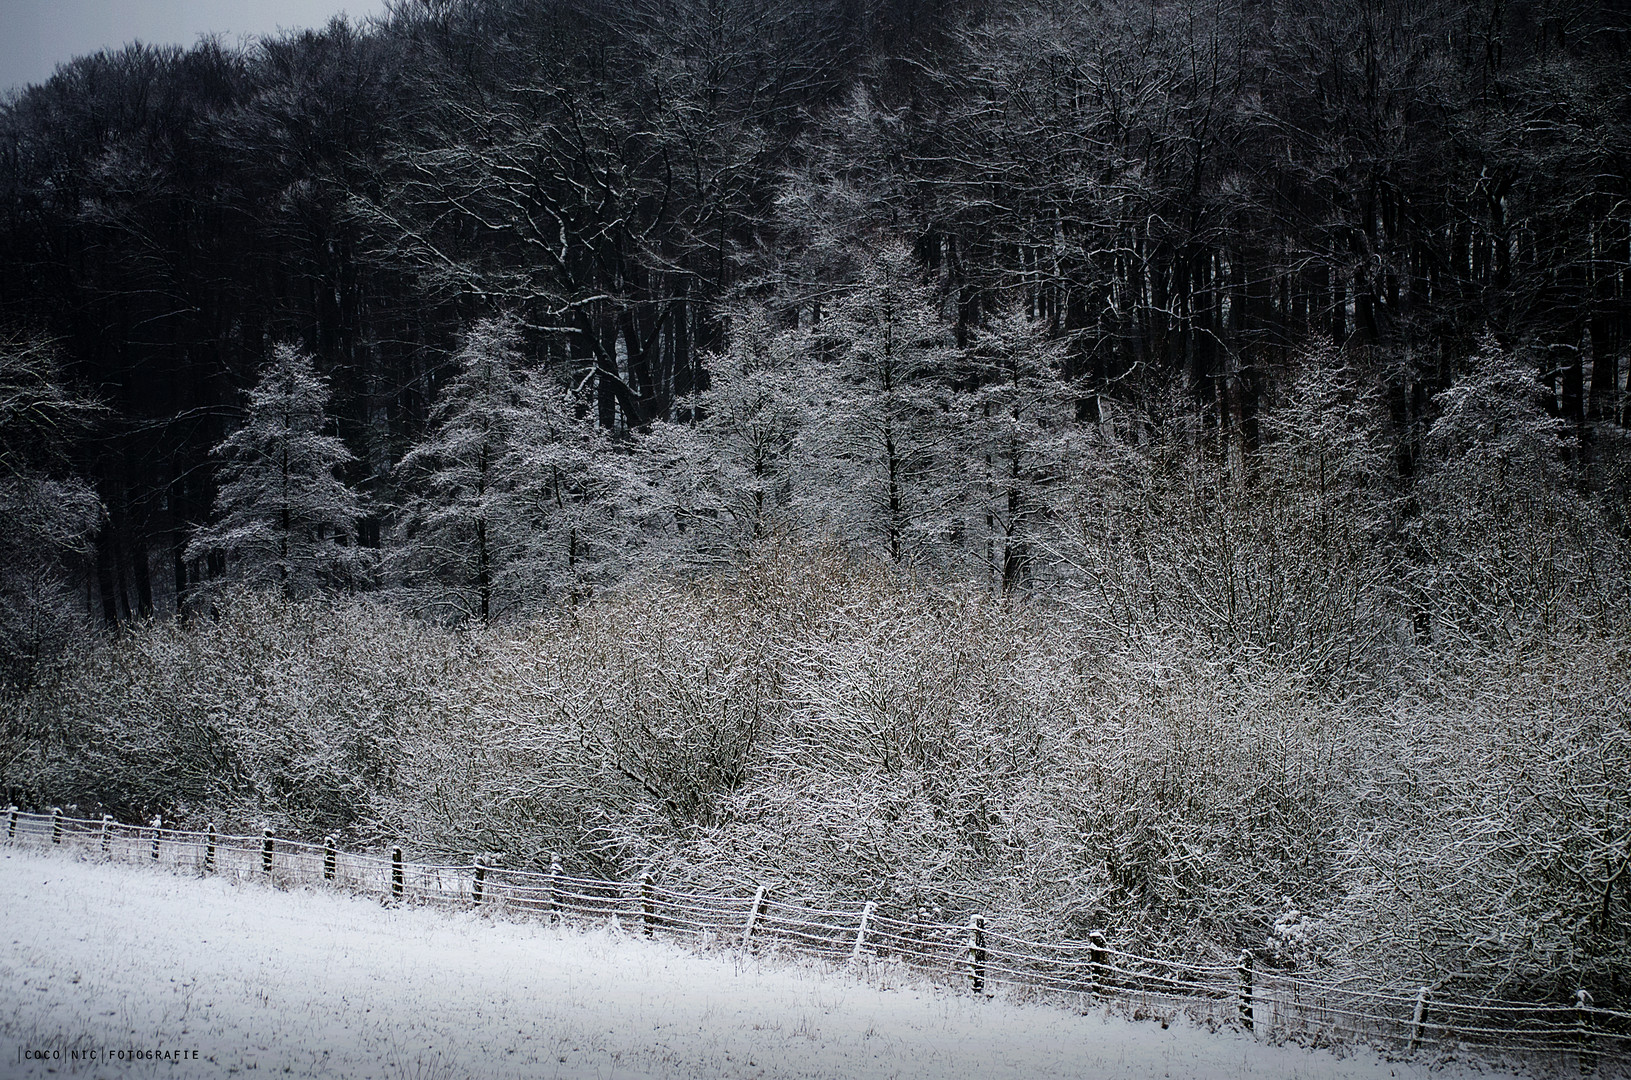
[[1409, 335, 1622, 646], [392, 317, 530, 623], [502, 369, 643, 604], [805, 243, 957, 563], [0, 333, 101, 685], [1052, 349, 1402, 678], [186, 343, 368, 598], [646, 309, 812, 565], [393, 315, 635, 619], [951, 309, 1072, 592]]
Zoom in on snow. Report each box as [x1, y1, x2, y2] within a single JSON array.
[[0, 847, 1522, 1080]]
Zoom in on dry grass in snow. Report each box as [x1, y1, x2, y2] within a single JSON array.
[[0, 846, 1524, 1080]]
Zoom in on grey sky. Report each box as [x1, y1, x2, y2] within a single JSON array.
[[1, 0, 391, 95]]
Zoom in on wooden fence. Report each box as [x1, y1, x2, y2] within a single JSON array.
[[5, 806, 1626, 1076]]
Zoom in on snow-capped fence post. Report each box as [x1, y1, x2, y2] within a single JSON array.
[[967, 915, 987, 994], [1088, 931, 1107, 999], [641, 872, 655, 937], [150, 816, 162, 862], [548, 853, 563, 920], [392, 846, 404, 899], [100, 814, 112, 854], [742, 885, 766, 948], [50, 807, 62, 844], [1577, 989, 1597, 1075], [473, 859, 486, 906], [1407, 986, 1429, 1051], [6, 805, 16, 840], [1237, 951, 1254, 1032], [323, 835, 336, 881], [261, 828, 273, 874], [852, 901, 876, 962], [205, 824, 216, 873]]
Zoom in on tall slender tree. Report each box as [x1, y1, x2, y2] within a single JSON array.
[[807, 242, 957, 563], [952, 308, 1071, 592], [502, 366, 642, 605], [391, 318, 528, 623], [647, 308, 813, 565]]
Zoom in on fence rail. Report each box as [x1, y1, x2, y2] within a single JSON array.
[[5, 806, 1626, 1075]]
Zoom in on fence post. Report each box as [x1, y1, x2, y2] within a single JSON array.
[[6, 805, 16, 840], [261, 828, 273, 874], [1408, 985, 1429, 1051], [1089, 931, 1108, 999], [743, 885, 766, 948], [392, 846, 404, 899], [50, 807, 62, 844], [100, 814, 112, 855], [1577, 989, 1597, 1075], [1238, 951, 1254, 1032], [473, 859, 487, 906], [852, 901, 876, 962], [205, 823, 216, 873], [641, 872, 655, 937], [323, 834, 337, 881], [546, 853, 563, 920], [150, 816, 162, 861], [968, 915, 987, 994]]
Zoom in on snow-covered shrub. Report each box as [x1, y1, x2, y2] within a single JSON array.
[[1331, 641, 1631, 998], [5, 590, 445, 835], [1054, 355, 1401, 687], [7, 516, 1628, 1003]]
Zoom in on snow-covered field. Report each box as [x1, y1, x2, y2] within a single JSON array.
[[0, 846, 1522, 1080]]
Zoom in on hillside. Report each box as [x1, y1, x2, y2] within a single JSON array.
[[0, 844, 1532, 1080]]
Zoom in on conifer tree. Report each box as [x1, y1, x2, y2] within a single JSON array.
[[392, 317, 529, 623], [807, 243, 957, 563], [502, 366, 641, 605], [952, 309, 1071, 592], [186, 344, 368, 598], [394, 315, 639, 618], [647, 309, 812, 565]]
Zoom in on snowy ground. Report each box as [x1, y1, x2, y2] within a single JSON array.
[[0, 846, 1524, 1080]]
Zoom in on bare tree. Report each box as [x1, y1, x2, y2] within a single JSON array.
[[0, 333, 101, 686]]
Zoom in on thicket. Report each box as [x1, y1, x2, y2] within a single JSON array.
[[7, 515, 1627, 1007]]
